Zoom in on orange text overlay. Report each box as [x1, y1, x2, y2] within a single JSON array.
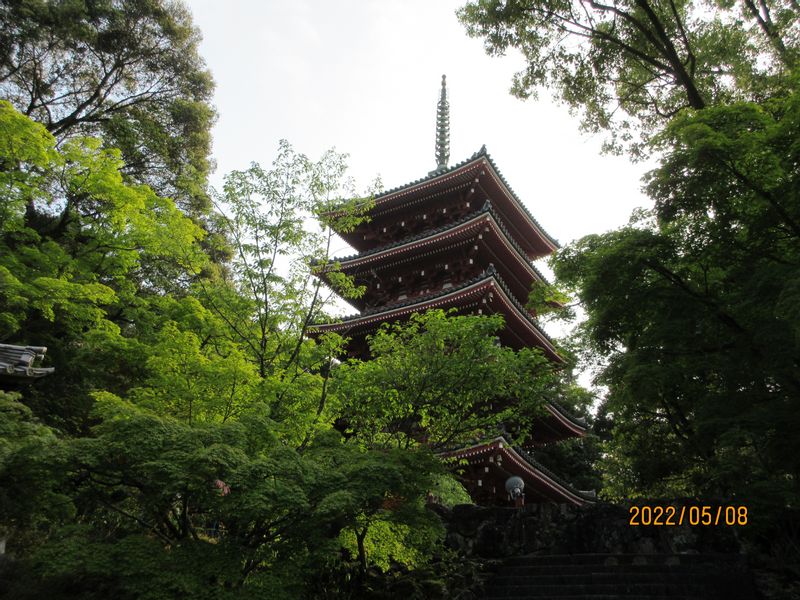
[[629, 505, 748, 526]]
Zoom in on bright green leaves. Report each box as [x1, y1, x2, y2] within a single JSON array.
[[0, 247, 118, 340], [0, 104, 210, 434], [129, 322, 260, 424], [333, 310, 558, 450], [0, 101, 58, 233], [552, 87, 800, 505], [458, 0, 794, 155], [27, 276, 116, 328], [0, 104, 207, 344], [211, 140, 365, 384], [202, 141, 370, 451], [54, 136, 207, 280], [0, 100, 55, 167]]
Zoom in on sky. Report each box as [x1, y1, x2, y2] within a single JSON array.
[[183, 0, 651, 382], [184, 0, 652, 259]]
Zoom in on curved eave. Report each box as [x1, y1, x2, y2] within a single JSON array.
[[544, 402, 588, 437], [310, 273, 562, 362], [333, 148, 559, 258], [484, 274, 562, 362], [527, 403, 589, 443], [441, 437, 594, 506], [0, 367, 55, 382], [310, 275, 495, 334], [530, 416, 576, 444], [317, 210, 547, 309], [0, 344, 54, 383], [477, 154, 559, 259]]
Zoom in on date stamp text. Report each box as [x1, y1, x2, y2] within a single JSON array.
[[629, 505, 748, 526]]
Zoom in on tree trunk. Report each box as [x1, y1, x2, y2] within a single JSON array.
[[356, 526, 369, 576]]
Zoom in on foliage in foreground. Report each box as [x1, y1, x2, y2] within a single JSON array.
[[2, 392, 443, 600], [0, 100, 594, 597], [335, 310, 564, 450], [0, 0, 217, 216]]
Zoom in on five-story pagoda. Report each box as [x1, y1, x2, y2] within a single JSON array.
[[313, 76, 594, 506]]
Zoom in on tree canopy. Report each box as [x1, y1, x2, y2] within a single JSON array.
[[0, 0, 216, 215], [553, 88, 800, 506], [334, 310, 563, 451], [459, 0, 800, 524], [459, 0, 799, 154]]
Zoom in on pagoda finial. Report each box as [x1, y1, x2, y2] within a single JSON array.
[[435, 74, 450, 172]]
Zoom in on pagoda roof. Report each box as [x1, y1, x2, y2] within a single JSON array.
[[544, 400, 589, 437], [0, 344, 54, 383], [528, 402, 588, 444], [316, 202, 550, 309], [310, 269, 562, 362], [440, 436, 595, 505], [333, 147, 560, 258]]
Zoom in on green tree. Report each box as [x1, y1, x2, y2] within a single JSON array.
[[3, 394, 441, 600], [330, 310, 598, 570], [205, 141, 371, 445], [553, 88, 800, 505], [332, 310, 562, 452], [0, 101, 207, 429], [1, 104, 451, 597], [128, 321, 260, 423], [458, 0, 798, 154], [0, 391, 70, 547], [0, 0, 216, 216]]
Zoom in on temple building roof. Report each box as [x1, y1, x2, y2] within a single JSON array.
[[316, 201, 551, 311], [331, 147, 559, 259], [543, 400, 589, 438], [440, 436, 595, 505], [310, 268, 562, 362], [0, 344, 55, 384]]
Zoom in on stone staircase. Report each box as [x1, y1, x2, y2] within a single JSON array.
[[482, 553, 760, 599]]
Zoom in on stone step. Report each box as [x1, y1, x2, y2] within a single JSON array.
[[485, 596, 706, 600], [482, 554, 758, 600], [501, 553, 744, 567], [486, 583, 708, 596], [491, 571, 742, 585]]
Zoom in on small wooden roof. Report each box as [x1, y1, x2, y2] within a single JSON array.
[[0, 344, 55, 383], [440, 436, 595, 505]]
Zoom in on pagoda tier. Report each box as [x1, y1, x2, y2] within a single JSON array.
[[317, 201, 550, 315], [441, 437, 596, 506], [312, 269, 561, 361], [328, 147, 558, 260], [313, 142, 592, 505]]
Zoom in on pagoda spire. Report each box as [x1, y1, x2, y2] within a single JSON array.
[[434, 74, 450, 172]]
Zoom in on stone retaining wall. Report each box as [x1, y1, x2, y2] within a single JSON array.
[[430, 501, 744, 559]]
